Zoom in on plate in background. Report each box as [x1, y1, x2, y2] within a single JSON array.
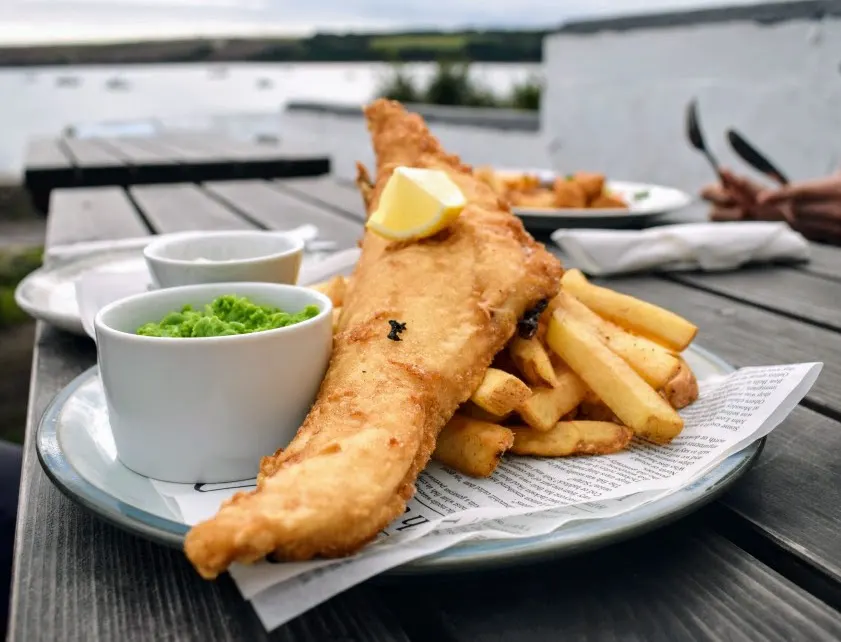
[[496, 169, 693, 231]]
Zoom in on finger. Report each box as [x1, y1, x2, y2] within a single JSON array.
[[700, 184, 735, 206], [720, 169, 760, 205], [758, 177, 841, 204], [749, 203, 793, 223]]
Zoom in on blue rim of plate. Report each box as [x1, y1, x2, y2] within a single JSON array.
[[37, 345, 763, 574]]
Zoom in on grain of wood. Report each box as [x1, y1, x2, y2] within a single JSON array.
[[204, 180, 363, 247], [130, 184, 257, 233], [721, 405, 841, 585], [799, 243, 841, 282], [132, 137, 230, 163], [381, 523, 841, 642], [62, 139, 125, 167], [95, 138, 178, 165], [23, 138, 72, 170], [273, 177, 367, 221], [669, 267, 841, 331], [46, 187, 149, 246]]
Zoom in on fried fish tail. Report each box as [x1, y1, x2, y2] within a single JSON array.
[[184, 99, 562, 579]]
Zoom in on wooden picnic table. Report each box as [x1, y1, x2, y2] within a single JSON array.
[[22, 134, 330, 215], [10, 176, 841, 641]]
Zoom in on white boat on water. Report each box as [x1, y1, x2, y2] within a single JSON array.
[[55, 75, 80, 88], [105, 77, 130, 91]]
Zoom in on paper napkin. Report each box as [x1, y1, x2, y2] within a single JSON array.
[[551, 222, 810, 276]]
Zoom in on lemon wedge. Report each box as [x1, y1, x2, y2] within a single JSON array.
[[366, 167, 466, 241]]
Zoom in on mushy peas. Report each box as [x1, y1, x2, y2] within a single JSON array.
[[136, 295, 319, 338]]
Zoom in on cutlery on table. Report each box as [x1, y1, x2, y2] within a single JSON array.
[[726, 128, 789, 185], [686, 98, 721, 178]]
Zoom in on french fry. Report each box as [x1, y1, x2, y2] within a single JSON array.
[[511, 421, 633, 457], [309, 276, 347, 308], [470, 368, 532, 417], [546, 309, 684, 442], [433, 415, 514, 478], [509, 337, 558, 387], [662, 357, 699, 410], [332, 307, 342, 334], [555, 291, 680, 389], [561, 269, 698, 352], [518, 365, 587, 432]]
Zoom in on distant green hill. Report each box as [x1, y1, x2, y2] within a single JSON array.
[[0, 30, 547, 67]]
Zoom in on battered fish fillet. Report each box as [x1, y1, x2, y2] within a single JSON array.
[[184, 99, 563, 579]]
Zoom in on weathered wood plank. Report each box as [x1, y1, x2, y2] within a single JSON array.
[[799, 243, 841, 282], [130, 184, 256, 233], [23, 138, 72, 170], [94, 138, 178, 165], [141, 136, 231, 163], [204, 180, 362, 247], [382, 519, 841, 642], [720, 405, 841, 591], [152, 134, 255, 162], [46, 187, 149, 246], [669, 268, 841, 331], [62, 139, 125, 167], [272, 177, 366, 221], [23, 139, 77, 213], [208, 138, 309, 162]]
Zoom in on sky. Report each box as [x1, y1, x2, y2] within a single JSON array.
[[0, 0, 764, 44]]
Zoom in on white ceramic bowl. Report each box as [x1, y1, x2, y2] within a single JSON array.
[[143, 231, 304, 289], [94, 282, 333, 483]]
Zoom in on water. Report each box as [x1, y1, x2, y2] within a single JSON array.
[[0, 62, 539, 176]]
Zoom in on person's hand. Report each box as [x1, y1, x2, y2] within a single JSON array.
[[758, 172, 841, 243], [700, 168, 790, 223]]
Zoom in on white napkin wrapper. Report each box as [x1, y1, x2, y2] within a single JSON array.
[[551, 222, 811, 276]]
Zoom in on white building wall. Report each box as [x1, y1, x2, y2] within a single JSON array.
[[543, 17, 841, 192]]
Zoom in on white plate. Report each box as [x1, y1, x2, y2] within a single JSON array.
[[15, 247, 150, 335], [498, 169, 693, 231], [37, 343, 762, 573]]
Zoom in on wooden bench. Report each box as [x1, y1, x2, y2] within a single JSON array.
[[23, 135, 331, 215]]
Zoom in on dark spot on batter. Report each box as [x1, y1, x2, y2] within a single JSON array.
[[517, 299, 549, 339], [387, 320, 407, 341]]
